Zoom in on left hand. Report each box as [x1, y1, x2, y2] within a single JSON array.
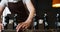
[[16, 20, 32, 32]]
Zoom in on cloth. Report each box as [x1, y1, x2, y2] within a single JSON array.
[[8, 0, 29, 23], [0, 0, 31, 7]]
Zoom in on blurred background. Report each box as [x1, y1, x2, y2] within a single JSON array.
[[1, 0, 60, 32]]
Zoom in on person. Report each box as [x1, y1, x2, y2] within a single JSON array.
[[0, 0, 35, 32]]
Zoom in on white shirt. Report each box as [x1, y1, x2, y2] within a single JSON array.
[[0, 0, 31, 7]]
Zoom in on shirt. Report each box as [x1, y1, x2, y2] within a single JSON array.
[[0, 0, 31, 7]]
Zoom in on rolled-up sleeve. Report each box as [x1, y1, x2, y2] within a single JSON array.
[[23, 0, 31, 4], [0, 0, 8, 7]]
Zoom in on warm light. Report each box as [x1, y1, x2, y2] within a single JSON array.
[[52, 0, 60, 8], [52, 3, 60, 7]]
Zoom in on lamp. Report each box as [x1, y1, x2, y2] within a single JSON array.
[[52, 0, 60, 8]]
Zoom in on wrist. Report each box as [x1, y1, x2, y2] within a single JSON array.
[[0, 29, 2, 32], [25, 19, 32, 23]]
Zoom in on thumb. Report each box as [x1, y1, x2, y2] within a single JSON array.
[[0, 23, 2, 32], [0, 23, 4, 30], [2, 24, 4, 30]]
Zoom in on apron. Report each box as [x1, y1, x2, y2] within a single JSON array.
[[8, 0, 29, 23], [8, 0, 29, 32]]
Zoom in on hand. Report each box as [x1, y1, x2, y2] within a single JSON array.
[[16, 20, 32, 32], [0, 23, 4, 32]]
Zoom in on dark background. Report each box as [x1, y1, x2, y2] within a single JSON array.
[[32, 0, 60, 29]]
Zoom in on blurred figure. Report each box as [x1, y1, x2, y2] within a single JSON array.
[[0, 0, 35, 32]]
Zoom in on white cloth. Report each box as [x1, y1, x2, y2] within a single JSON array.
[[0, 0, 31, 7], [2, 7, 11, 26]]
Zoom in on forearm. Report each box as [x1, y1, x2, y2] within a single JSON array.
[[0, 6, 4, 23], [25, 0, 35, 22], [27, 11, 35, 20], [0, 11, 3, 23], [26, 9, 35, 23]]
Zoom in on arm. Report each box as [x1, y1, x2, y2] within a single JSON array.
[[0, 5, 5, 32], [0, 0, 8, 23], [0, 0, 7, 31], [0, 6, 5, 23], [16, 0, 35, 32], [25, 0, 35, 23]]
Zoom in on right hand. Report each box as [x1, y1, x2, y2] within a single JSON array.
[[0, 23, 4, 32]]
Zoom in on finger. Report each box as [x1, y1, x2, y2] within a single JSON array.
[[16, 25, 20, 32], [16, 24, 20, 29], [0, 24, 2, 30], [22, 26, 28, 31], [16, 30, 18, 32], [17, 23, 23, 32], [16, 23, 21, 32], [16, 23, 21, 29], [0, 26, 2, 30], [2, 24, 4, 30], [25, 26, 28, 29], [22, 24, 26, 29], [19, 23, 24, 29], [16, 22, 23, 29]]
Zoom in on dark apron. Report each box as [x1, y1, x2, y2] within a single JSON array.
[[8, 1, 29, 32], [8, 0, 29, 23]]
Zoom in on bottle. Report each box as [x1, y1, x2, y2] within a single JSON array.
[[44, 13, 48, 29], [5, 14, 10, 29], [13, 14, 18, 29], [33, 18, 37, 30], [38, 19, 44, 29], [56, 13, 60, 29], [33, 14, 38, 32]]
